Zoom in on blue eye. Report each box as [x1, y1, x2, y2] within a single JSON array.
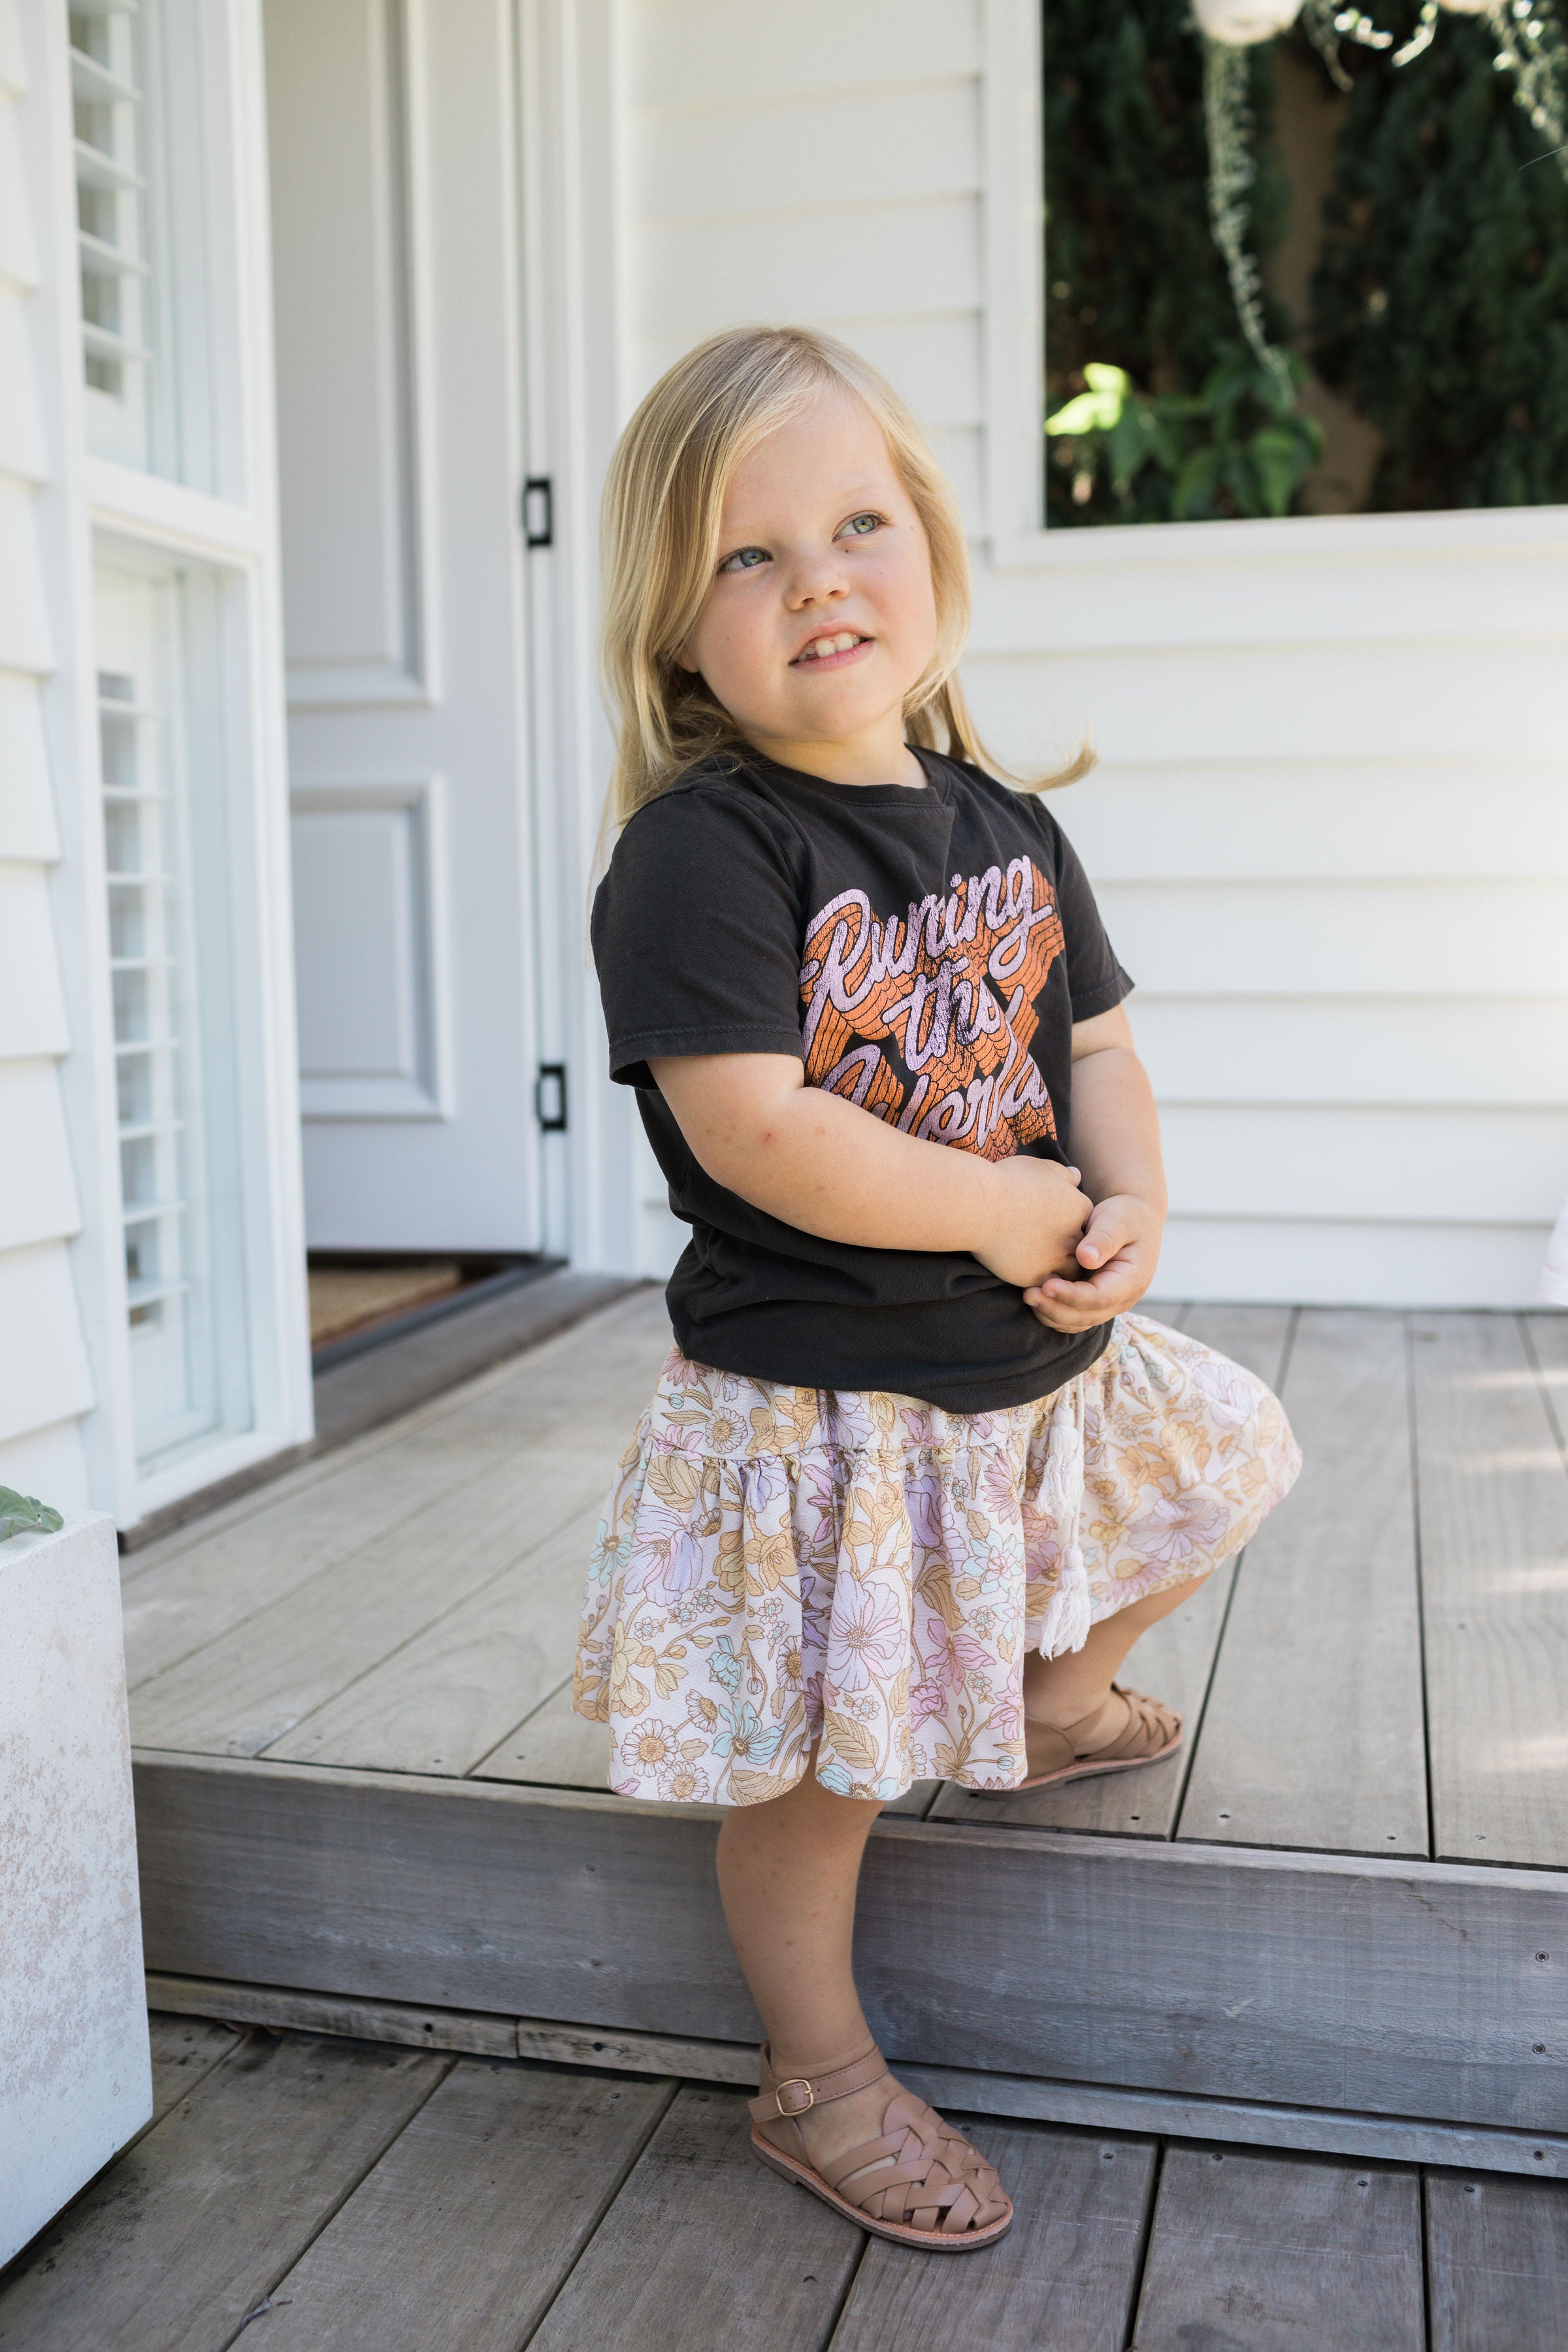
[[718, 545, 769, 574], [840, 512, 883, 538]]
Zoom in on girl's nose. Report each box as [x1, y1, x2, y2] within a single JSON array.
[[783, 556, 848, 608]]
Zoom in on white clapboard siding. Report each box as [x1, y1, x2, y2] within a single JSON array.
[[971, 524, 1568, 651], [1049, 763, 1568, 883], [1160, 1105, 1568, 1226], [0, 1061, 81, 1249], [0, 19, 93, 1498], [1090, 881, 1568, 997], [1157, 1218, 1547, 1309], [1129, 999, 1568, 1109], [632, 79, 982, 226], [0, 1416, 94, 1512], [967, 640, 1567, 766], [616, 0, 1568, 1303], [0, 863, 71, 1057], [630, 0, 981, 111], [0, 1243, 93, 1452], [0, 669, 59, 860], [625, 0, 986, 534], [0, 472, 49, 672], [0, 282, 44, 478]]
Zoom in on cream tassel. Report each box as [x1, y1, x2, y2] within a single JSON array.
[[1034, 1388, 1092, 1659]]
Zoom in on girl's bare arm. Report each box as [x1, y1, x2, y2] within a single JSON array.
[[1024, 1004, 1168, 1333], [649, 1053, 1091, 1291]]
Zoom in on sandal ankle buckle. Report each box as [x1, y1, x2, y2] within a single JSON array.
[[772, 2078, 815, 2117]]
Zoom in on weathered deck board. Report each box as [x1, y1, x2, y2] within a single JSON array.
[[1179, 1309, 1429, 1856], [1177, 1301, 1296, 1384], [1527, 1312, 1568, 1452], [310, 1269, 640, 1447], [9, 2026, 1568, 2349], [1426, 2168, 1568, 2352], [118, 1291, 670, 1690], [131, 1754, 1568, 2132], [1413, 1313, 1568, 1867], [1132, 2144, 1425, 2352], [0, 2033, 447, 2352], [146, 2012, 244, 2119], [128, 1462, 587, 1758], [828, 2119, 1156, 2352], [472, 1674, 613, 1786], [527, 2086, 864, 2352], [267, 1503, 602, 1774], [252, 2060, 674, 2352], [120, 1424, 513, 1692]]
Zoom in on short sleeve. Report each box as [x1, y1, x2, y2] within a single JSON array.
[[1038, 808, 1134, 1021], [591, 781, 808, 1087]]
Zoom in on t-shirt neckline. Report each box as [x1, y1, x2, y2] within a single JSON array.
[[745, 744, 951, 808]]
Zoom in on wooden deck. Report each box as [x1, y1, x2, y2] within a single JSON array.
[[120, 1292, 1568, 2175], [5, 2014, 1566, 2350]]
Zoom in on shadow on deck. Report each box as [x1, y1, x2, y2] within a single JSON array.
[[122, 1292, 1568, 2178]]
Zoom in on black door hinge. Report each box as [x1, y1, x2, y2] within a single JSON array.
[[522, 477, 553, 547], [535, 1062, 568, 1132]]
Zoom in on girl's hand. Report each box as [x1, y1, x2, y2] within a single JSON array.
[[1022, 1193, 1163, 1333], [970, 1156, 1090, 1291]]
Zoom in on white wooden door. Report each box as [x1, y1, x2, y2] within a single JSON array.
[[265, 0, 540, 1249]]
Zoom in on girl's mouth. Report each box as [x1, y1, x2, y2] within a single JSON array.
[[791, 631, 871, 672]]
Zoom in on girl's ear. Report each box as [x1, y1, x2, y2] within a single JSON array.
[[673, 640, 700, 675]]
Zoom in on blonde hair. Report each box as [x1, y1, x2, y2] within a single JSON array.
[[599, 325, 1092, 828]]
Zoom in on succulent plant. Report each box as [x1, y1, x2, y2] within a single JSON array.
[[0, 1488, 65, 1542]]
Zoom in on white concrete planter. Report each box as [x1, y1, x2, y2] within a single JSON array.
[[1, 1512, 152, 2267]]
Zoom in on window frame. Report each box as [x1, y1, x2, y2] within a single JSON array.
[[57, 0, 311, 1527], [979, 0, 1568, 578]]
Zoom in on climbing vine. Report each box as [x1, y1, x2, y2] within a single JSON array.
[[1310, 2, 1568, 508], [1044, 0, 1568, 519]]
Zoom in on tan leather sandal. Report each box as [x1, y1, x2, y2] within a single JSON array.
[[993, 1680, 1182, 1795], [749, 2039, 1013, 2251]]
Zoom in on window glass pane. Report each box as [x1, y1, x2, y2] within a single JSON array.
[[71, 0, 215, 487], [94, 559, 252, 1472], [1043, 3, 1568, 525]]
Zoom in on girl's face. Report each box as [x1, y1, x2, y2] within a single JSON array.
[[677, 389, 939, 787]]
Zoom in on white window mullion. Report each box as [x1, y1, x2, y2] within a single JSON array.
[[95, 569, 251, 1473], [71, 1, 153, 457]]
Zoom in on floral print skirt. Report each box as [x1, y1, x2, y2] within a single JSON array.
[[572, 1313, 1300, 1806]]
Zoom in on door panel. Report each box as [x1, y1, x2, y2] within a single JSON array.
[[266, 0, 538, 1247]]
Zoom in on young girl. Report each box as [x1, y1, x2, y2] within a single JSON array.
[[574, 326, 1299, 2252]]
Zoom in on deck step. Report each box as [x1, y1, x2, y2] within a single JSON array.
[[133, 1749, 1568, 2176]]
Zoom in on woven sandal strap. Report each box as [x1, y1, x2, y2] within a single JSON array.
[[1049, 1682, 1176, 1763], [821, 2100, 1003, 2216], [1086, 1682, 1178, 1761], [748, 2040, 888, 2126]]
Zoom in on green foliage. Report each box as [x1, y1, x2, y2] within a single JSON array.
[[1047, 354, 1324, 521], [1309, 4, 1568, 510], [0, 1486, 65, 1541], [1043, 0, 1295, 526]]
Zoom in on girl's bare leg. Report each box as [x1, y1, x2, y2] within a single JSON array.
[[716, 1761, 898, 2173], [1022, 1569, 1212, 1760]]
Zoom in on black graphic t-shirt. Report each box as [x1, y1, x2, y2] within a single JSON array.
[[591, 747, 1134, 1413]]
